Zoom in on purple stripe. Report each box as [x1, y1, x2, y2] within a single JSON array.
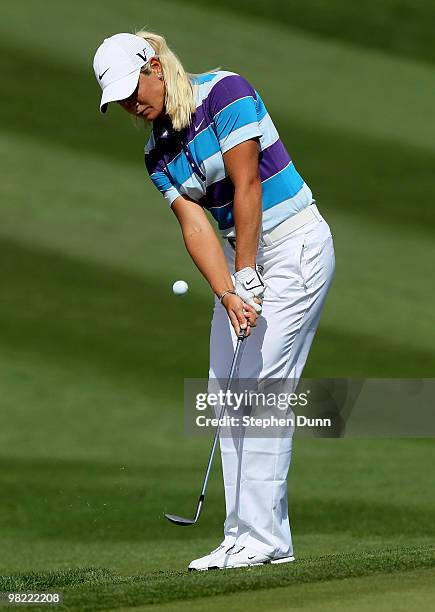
[[200, 176, 234, 208], [145, 120, 183, 174], [185, 75, 256, 141], [145, 147, 165, 175], [185, 105, 208, 142], [259, 139, 292, 182], [145, 139, 184, 176], [207, 74, 257, 118]]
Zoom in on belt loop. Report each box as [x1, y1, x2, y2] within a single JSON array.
[[262, 233, 273, 247], [310, 201, 322, 221]]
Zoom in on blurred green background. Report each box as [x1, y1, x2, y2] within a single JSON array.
[[0, 1, 434, 610]]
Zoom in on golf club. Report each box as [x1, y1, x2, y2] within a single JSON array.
[[164, 328, 247, 526]]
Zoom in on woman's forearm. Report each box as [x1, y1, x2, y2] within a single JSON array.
[[233, 180, 262, 271], [181, 224, 234, 297]]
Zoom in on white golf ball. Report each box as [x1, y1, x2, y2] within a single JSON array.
[[172, 280, 189, 296]]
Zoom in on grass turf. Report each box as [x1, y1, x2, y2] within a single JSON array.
[[1, 547, 435, 610], [0, 0, 434, 610], [175, 0, 435, 67], [112, 568, 435, 612]]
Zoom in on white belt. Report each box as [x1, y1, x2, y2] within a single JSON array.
[[260, 202, 322, 247], [227, 202, 322, 250]]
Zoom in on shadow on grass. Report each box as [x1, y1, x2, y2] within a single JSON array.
[[0, 456, 434, 544], [1, 40, 435, 239], [0, 236, 210, 393], [1, 237, 433, 387], [176, 0, 435, 67]]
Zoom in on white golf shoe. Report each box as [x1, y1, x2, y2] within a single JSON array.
[[208, 545, 295, 569], [188, 544, 235, 571]]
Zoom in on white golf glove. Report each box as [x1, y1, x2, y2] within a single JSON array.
[[234, 265, 265, 314]]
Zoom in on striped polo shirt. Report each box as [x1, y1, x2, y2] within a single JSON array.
[[145, 71, 313, 237]]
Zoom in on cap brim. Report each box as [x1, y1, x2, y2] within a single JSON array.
[[99, 69, 140, 114]]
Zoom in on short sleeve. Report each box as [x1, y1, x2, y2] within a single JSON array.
[[145, 142, 181, 207], [208, 74, 262, 154], [148, 169, 181, 206]]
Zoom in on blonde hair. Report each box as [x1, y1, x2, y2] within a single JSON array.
[[135, 29, 203, 132]]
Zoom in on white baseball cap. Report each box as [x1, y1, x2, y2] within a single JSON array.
[[93, 33, 156, 113]]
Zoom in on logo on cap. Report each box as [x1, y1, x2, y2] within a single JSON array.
[[136, 48, 149, 62], [99, 67, 110, 80]]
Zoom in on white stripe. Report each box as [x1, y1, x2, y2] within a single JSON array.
[[202, 151, 227, 186], [258, 113, 280, 151], [179, 174, 206, 199], [219, 122, 262, 154], [164, 186, 182, 207]]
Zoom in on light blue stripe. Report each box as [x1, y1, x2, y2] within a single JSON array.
[[214, 97, 258, 140], [192, 73, 216, 85], [166, 154, 193, 190], [208, 202, 234, 230], [262, 192, 310, 230], [167, 126, 222, 184], [187, 126, 221, 164], [262, 164, 305, 210], [256, 93, 268, 122], [151, 171, 173, 194]]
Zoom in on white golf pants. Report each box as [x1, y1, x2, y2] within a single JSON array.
[[209, 205, 335, 558]]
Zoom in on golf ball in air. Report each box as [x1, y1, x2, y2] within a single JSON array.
[[172, 280, 189, 296]]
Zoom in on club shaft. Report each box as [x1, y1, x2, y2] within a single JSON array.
[[198, 332, 245, 500]]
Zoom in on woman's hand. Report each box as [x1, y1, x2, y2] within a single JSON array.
[[234, 265, 265, 314], [221, 293, 260, 337]]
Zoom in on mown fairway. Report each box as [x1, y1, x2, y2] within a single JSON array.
[[0, 1, 434, 610]]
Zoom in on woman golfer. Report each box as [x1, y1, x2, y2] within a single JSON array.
[[93, 31, 335, 570]]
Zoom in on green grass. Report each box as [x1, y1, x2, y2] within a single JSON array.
[[0, 0, 434, 610], [1, 440, 434, 609], [176, 0, 435, 67], [119, 568, 435, 611], [2, 548, 435, 610]]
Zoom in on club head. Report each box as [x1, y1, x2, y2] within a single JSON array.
[[164, 512, 196, 526]]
